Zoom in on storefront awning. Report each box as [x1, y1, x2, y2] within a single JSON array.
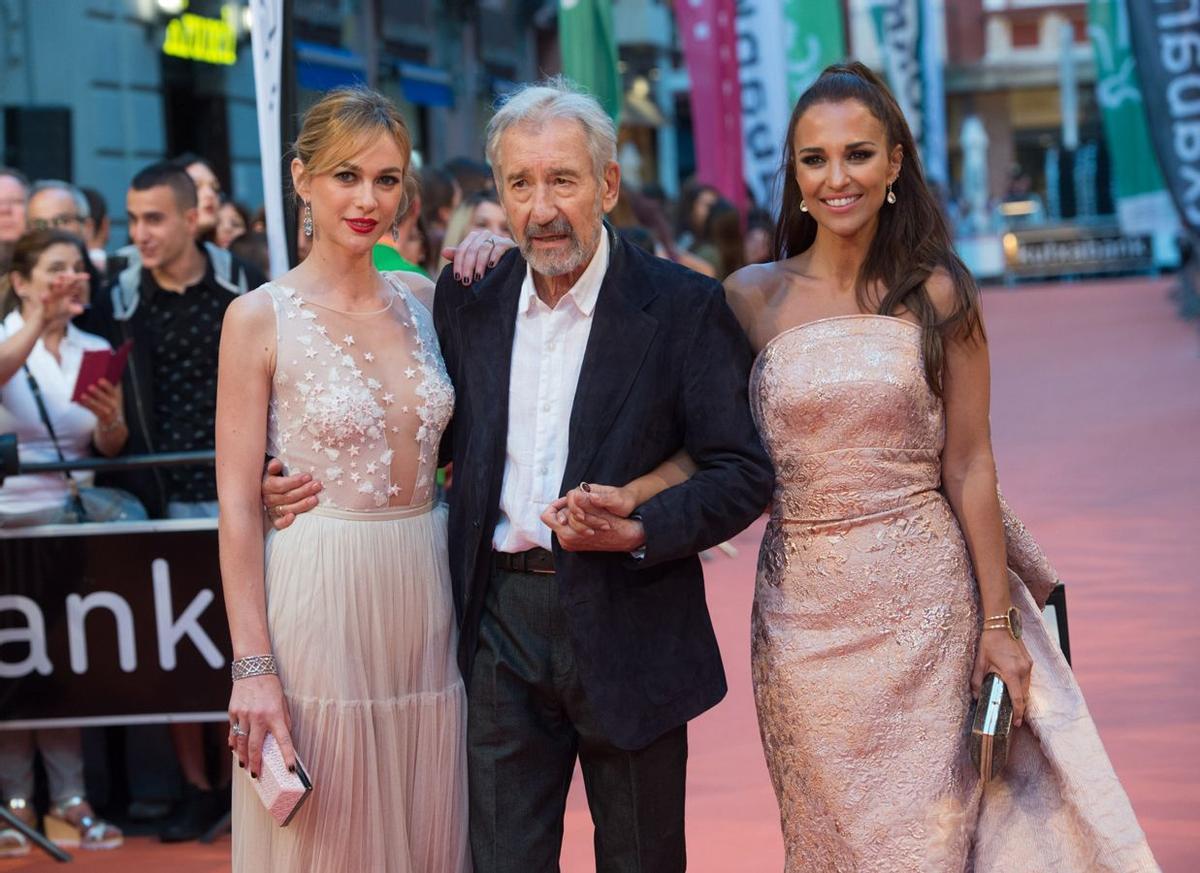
[[295, 40, 365, 90], [398, 63, 453, 108]]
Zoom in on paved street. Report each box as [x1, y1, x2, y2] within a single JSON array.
[[7, 275, 1196, 871]]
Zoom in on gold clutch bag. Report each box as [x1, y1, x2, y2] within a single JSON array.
[[969, 672, 1014, 783]]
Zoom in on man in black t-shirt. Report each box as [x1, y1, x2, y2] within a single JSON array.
[[86, 162, 262, 518], [83, 161, 259, 841]]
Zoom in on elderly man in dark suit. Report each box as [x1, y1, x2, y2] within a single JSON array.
[[436, 80, 771, 872], [266, 80, 771, 872]]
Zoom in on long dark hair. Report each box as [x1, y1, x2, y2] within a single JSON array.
[[774, 62, 982, 396]]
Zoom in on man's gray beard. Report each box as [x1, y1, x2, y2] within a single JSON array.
[[520, 211, 603, 278]]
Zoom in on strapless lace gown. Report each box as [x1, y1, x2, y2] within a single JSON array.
[[231, 276, 469, 872], [750, 315, 1158, 872]]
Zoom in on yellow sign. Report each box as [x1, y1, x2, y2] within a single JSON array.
[[162, 6, 238, 66]]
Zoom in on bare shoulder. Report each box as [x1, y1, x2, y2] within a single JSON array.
[[924, 266, 965, 321], [724, 262, 780, 306], [391, 271, 436, 313], [223, 285, 277, 334]]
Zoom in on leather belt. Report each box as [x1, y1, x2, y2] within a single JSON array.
[[492, 548, 556, 575]]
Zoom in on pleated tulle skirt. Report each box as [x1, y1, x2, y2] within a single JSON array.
[[232, 503, 470, 873]]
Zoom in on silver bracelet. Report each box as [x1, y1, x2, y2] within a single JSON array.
[[231, 654, 278, 681]]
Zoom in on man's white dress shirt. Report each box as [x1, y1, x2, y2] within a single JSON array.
[[493, 230, 610, 553]]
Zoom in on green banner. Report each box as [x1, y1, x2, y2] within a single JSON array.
[[1087, 0, 1176, 235], [559, 0, 621, 124], [783, 0, 846, 102]]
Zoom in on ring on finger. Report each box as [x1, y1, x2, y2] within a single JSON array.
[[231, 722, 247, 737], [482, 236, 497, 250]]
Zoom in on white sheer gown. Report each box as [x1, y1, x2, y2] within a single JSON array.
[[231, 274, 469, 872]]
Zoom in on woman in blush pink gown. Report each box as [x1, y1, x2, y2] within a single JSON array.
[[556, 62, 1160, 872]]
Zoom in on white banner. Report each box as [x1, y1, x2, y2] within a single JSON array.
[[736, 0, 792, 212], [250, 0, 288, 277], [868, 0, 924, 144]]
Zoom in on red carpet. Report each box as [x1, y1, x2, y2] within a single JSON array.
[[8, 276, 1197, 870]]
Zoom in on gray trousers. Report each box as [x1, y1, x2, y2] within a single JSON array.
[[468, 566, 687, 873], [0, 728, 85, 803]]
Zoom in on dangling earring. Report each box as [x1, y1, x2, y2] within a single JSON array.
[[799, 199, 809, 213], [391, 214, 401, 243], [303, 201, 313, 237], [886, 183, 897, 205]]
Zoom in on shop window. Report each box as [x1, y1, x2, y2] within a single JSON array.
[[3, 108, 71, 182]]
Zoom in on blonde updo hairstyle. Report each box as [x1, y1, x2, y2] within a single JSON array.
[[292, 86, 417, 224]]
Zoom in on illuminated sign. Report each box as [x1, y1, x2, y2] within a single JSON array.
[[162, 6, 238, 66]]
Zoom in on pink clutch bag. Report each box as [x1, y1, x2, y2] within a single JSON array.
[[246, 733, 313, 826]]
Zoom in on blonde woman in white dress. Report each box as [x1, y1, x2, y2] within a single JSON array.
[[215, 87, 468, 872]]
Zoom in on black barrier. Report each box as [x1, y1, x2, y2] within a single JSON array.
[[0, 519, 231, 729]]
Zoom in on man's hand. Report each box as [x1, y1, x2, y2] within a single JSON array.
[[442, 229, 516, 285], [541, 498, 645, 553], [261, 457, 322, 531]]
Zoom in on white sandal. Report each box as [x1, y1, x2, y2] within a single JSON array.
[[0, 798, 33, 858], [44, 795, 123, 850]]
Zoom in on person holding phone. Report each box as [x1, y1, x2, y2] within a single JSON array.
[[0, 228, 129, 856]]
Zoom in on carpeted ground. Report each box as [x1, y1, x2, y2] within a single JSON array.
[[6, 275, 1196, 871]]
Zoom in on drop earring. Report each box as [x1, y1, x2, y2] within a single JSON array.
[[886, 183, 897, 205], [799, 200, 809, 213], [303, 202, 313, 237], [391, 214, 401, 243]]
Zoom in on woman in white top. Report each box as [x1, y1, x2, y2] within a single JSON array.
[[0, 229, 128, 855]]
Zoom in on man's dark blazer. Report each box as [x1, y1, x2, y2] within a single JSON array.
[[433, 226, 773, 750]]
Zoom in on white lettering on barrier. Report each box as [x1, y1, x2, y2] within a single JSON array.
[[152, 558, 225, 671], [67, 592, 137, 674], [0, 595, 54, 678], [0, 561, 225, 678]]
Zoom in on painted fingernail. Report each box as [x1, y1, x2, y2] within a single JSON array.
[[288, 765, 296, 773], [238, 761, 245, 768], [454, 272, 461, 281], [251, 772, 258, 779]]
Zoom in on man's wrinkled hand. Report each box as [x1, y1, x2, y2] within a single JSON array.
[[261, 457, 322, 531], [541, 498, 645, 553]]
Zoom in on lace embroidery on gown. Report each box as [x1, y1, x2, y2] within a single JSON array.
[[232, 273, 468, 873], [748, 314, 1159, 873], [264, 272, 453, 509]]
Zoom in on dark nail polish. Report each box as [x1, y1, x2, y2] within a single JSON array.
[[289, 765, 296, 773], [453, 272, 461, 281], [250, 772, 258, 779], [238, 761, 245, 768]]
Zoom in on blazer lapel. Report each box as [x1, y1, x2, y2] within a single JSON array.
[[561, 232, 659, 494]]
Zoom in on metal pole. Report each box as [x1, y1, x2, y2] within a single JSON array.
[[282, 0, 299, 268], [0, 804, 71, 862]]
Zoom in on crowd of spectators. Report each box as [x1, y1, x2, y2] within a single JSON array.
[[0, 144, 774, 856]]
